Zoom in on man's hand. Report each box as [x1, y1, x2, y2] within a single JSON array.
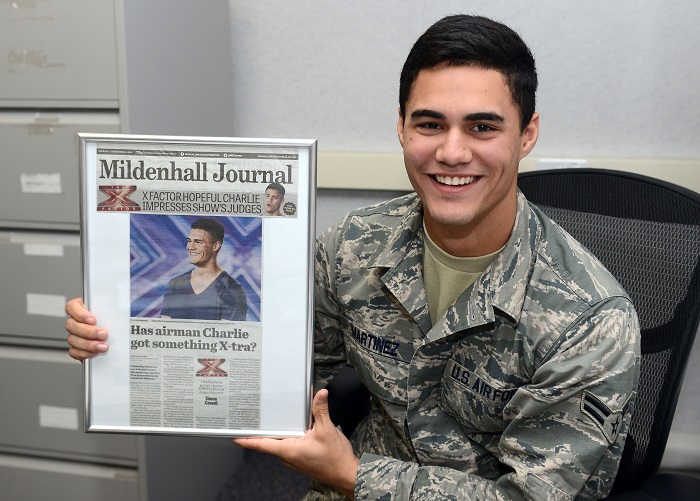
[[233, 389, 359, 499], [66, 297, 109, 361]]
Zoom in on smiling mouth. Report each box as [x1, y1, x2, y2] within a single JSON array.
[[434, 175, 477, 186]]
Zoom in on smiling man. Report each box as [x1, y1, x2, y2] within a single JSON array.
[[66, 14, 640, 501], [160, 217, 247, 321], [234, 15, 639, 500]]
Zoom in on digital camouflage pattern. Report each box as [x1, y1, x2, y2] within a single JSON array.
[[308, 191, 640, 501]]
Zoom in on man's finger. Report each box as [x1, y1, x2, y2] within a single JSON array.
[[232, 436, 289, 457], [65, 298, 95, 324]]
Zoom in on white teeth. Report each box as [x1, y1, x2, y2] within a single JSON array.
[[435, 175, 476, 186]]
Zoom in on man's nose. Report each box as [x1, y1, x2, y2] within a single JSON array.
[[435, 130, 473, 166]]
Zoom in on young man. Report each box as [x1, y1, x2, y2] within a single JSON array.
[[264, 182, 285, 216], [67, 15, 639, 500], [160, 217, 247, 321]]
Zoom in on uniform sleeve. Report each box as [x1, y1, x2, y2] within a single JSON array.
[[313, 224, 350, 390], [355, 299, 641, 501]]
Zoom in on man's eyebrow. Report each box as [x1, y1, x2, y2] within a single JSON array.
[[409, 109, 505, 123], [410, 109, 446, 121], [465, 112, 505, 123]]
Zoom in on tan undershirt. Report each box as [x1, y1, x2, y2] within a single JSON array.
[[423, 224, 504, 323]]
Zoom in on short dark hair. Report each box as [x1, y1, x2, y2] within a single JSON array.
[[266, 182, 285, 197], [191, 217, 224, 244], [399, 15, 537, 132]]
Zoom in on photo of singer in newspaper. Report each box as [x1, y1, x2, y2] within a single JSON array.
[[129, 214, 263, 430]]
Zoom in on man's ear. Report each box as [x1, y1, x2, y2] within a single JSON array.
[[519, 112, 539, 160], [397, 107, 405, 147], [213, 241, 222, 253]]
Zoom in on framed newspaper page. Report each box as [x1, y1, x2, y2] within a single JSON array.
[[79, 134, 316, 438]]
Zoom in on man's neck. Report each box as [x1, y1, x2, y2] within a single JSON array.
[[424, 212, 515, 257], [191, 262, 222, 278]]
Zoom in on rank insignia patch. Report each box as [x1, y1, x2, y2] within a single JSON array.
[[581, 390, 631, 444]]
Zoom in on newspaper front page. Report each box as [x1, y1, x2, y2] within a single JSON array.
[[94, 141, 300, 431]]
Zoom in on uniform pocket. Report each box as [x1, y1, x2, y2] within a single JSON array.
[[439, 358, 519, 433], [343, 328, 410, 405]]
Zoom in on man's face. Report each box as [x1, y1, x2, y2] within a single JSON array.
[[398, 64, 539, 255], [186, 228, 221, 266], [265, 188, 284, 215]]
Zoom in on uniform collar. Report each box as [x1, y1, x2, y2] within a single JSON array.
[[360, 194, 431, 333], [472, 190, 540, 325], [361, 194, 424, 270], [424, 191, 540, 341]]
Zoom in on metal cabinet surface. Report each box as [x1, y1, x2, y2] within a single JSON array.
[[0, 0, 119, 106], [0, 230, 81, 346], [0, 346, 139, 464], [0, 454, 138, 501], [0, 111, 120, 228]]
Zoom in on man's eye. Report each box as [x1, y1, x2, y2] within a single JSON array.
[[472, 124, 494, 133], [417, 122, 441, 130]]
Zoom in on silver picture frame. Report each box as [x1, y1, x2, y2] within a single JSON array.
[[79, 133, 316, 437]]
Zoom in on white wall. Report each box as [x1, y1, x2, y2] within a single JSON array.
[[228, 0, 700, 160]]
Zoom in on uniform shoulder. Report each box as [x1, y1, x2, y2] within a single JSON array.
[[319, 193, 420, 242], [343, 193, 419, 220], [530, 202, 629, 305], [317, 193, 421, 266]]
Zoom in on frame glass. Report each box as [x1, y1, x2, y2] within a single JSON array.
[[79, 134, 316, 437]]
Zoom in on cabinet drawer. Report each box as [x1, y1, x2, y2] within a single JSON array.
[[0, 111, 120, 227], [0, 346, 139, 464], [0, 230, 81, 346], [0, 0, 119, 105], [0, 454, 138, 501]]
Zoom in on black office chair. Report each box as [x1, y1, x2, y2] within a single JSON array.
[[518, 168, 700, 499]]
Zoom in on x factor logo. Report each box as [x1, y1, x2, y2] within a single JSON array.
[[196, 358, 228, 377], [97, 185, 141, 211]]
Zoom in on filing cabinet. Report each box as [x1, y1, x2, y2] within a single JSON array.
[[0, 1, 237, 499]]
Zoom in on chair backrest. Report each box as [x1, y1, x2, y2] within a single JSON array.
[[518, 168, 700, 494]]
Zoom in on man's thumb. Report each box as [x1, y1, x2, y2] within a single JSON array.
[[313, 388, 331, 422]]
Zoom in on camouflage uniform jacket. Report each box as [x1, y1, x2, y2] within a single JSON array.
[[313, 191, 640, 501]]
